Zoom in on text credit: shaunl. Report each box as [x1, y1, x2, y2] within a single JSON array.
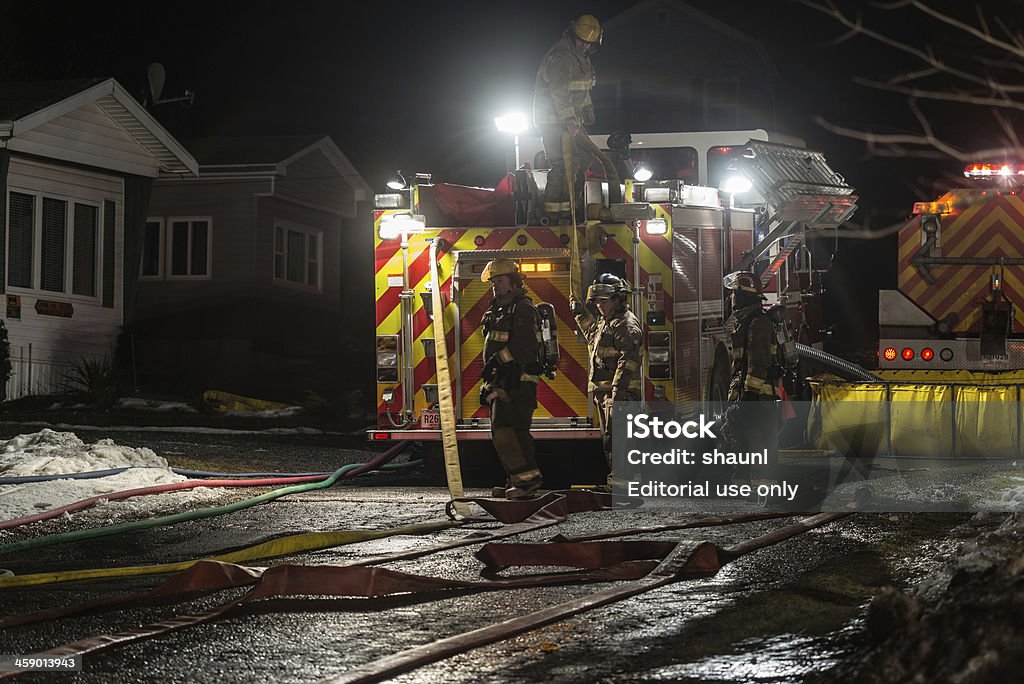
[[621, 413, 799, 502]]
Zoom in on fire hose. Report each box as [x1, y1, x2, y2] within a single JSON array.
[[796, 343, 881, 382], [0, 441, 414, 555]]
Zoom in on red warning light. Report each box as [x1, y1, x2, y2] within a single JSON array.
[[921, 348, 934, 361], [883, 347, 898, 361], [902, 347, 915, 361], [372, 432, 391, 441]]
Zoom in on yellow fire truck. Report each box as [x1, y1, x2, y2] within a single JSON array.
[[370, 134, 856, 443]]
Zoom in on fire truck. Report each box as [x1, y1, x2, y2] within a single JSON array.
[[879, 163, 1024, 370], [370, 132, 857, 443]]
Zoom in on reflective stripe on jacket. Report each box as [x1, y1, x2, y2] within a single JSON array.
[[574, 304, 643, 393]]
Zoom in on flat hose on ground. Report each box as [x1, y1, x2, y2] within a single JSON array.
[[797, 342, 880, 382], [0, 441, 414, 556]]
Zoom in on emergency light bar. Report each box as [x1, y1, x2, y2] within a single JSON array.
[[964, 162, 1024, 178], [912, 201, 951, 215]]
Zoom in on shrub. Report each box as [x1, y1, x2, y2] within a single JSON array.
[[61, 355, 123, 409]]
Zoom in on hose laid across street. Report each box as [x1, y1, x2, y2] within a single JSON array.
[[0, 468, 337, 485], [0, 442, 414, 555]]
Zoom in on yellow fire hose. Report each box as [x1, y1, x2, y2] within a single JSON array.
[[429, 238, 469, 517], [562, 130, 582, 301]]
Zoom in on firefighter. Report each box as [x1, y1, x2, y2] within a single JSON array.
[[569, 273, 642, 484], [534, 14, 620, 222], [722, 270, 780, 489], [479, 258, 544, 499]]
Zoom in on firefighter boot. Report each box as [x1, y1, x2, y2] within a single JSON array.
[[493, 427, 543, 500]]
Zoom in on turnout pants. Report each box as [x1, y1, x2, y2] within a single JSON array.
[[540, 125, 622, 217], [489, 381, 541, 489], [594, 388, 639, 475]]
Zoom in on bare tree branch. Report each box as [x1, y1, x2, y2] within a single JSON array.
[[853, 77, 1024, 112], [797, 0, 1024, 93]]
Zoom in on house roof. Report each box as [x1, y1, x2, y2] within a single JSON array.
[[184, 135, 371, 202], [0, 77, 198, 176]]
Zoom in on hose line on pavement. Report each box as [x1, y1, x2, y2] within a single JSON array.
[[0, 442, 413, 557]]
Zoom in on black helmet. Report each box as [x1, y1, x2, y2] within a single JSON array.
[[587, 273, 631, 301]]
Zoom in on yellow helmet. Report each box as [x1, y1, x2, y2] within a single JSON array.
[[481, 258, 521, 282], [571, 14, 603, 45]]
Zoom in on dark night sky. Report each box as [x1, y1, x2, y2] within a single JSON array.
[[1, 0, 857, 187], [6, 0, 1024, 351]]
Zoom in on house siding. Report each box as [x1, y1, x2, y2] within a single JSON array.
[[276, 148, 355, 217], [9, 102, 162, 178], [4, 156, 123, 397]]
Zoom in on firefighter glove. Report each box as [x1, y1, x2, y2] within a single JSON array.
[[569, 296, 584, 315], [480, 384, 492, 407], [482, 355, 500, 383], [582, 105, 595, 127]]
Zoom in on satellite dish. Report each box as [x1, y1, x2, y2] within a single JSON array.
[[147, 63, 166, 105]]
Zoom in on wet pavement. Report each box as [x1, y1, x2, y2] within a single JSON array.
[[0, 425, 996, 682]]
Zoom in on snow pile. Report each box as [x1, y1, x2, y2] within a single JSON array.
[[0, 429, 225, 524], [116, 397, 199, 413]]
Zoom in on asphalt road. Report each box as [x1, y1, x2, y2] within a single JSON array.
[[0, 425, 981, 682]]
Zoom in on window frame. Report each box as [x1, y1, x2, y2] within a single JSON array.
[[5, 187, 103, 302], [273, 220, 322, 293], [164, 216, 213, 281]]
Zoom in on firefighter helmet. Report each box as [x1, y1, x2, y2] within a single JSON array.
[[481, 258, 521, 282], [723, 270, 766, 299], [571, 14, 603, 45], [587, 273, 630, 301]]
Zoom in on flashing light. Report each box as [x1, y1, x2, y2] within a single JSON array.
[[372, 432, 391, 440], [883, 347, 898, 361], [992, 272, 1002, 291], [912, 201, 951, 215], [536, 262, 552, 272], [964, 162, 1024, 178], [921, 348, 934, 361], [901, 347, 915, 361], [645, 218, 668, 235], [721, 174, 753, 195]]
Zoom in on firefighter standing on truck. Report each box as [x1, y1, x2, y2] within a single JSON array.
[[534, 14, 603, 221], [480, 258, 544, 500], [722, 270, 780, 488], [570, 274, 642, 485]]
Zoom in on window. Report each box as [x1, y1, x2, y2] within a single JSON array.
[[6, 190, 102, 298], [72, 204, 98, 296], [141, 219, 163, 278], [274, 223, 321, 290], [140, 217, 212, 280], [7, 192, 34, 289], [168, 219, 210, 278]]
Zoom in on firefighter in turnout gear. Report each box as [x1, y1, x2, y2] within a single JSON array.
[[570, 273, 642, 482], [534, 14, 620, 222], [722, 270, 780, 488], [480, 258, 544, 500]]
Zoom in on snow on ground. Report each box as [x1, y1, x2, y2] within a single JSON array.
[[0, 429, 226, 524]]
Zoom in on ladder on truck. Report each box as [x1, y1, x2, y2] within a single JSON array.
[[733, 140, 858, 285]]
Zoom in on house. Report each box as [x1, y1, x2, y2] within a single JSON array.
[[138, 135, 371, 399], [0, 78, 197, 399], [594, 0, 782, 134]]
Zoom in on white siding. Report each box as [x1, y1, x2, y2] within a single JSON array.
[[5, 157, 123, 398], [8, 102, 161, 178]]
